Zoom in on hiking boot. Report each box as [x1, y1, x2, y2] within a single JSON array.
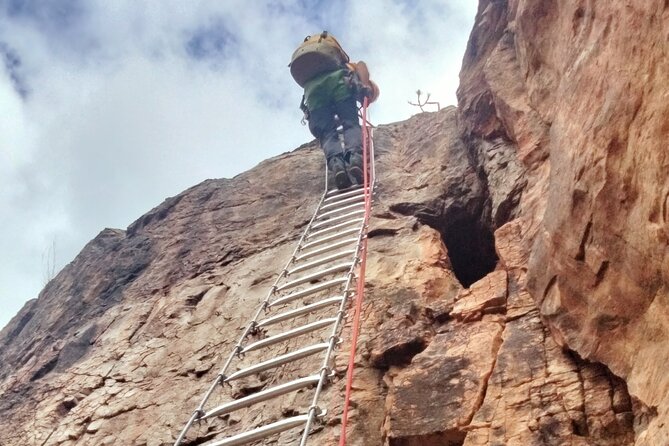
[[328, 156, 352, 190], [347, 151, 364, 185]]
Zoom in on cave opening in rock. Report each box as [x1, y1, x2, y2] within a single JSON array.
[[440, 215, 498, 288]]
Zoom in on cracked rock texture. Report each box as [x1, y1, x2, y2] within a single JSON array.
[[0, 1, 666, 445], [458, 0, 668, 445]]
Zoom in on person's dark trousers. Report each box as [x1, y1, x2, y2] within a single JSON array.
[[308, 97, 362, 164]]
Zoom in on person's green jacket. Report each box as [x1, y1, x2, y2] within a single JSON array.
[[302, 68, 354, 112]]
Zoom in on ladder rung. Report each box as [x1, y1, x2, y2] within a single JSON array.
[[203, 375, 321, 419], [323, 187, 368, 204], [225, 343, 329, 382], [302, 227, 361, 251], [316, 202, 366, 221], [277, 263, 352, 292], [207, 414, 310, 446], [319, 194, 365, 212], [269, 278, 348, 308], [311, 210, 365, 230], [326, 184, 363, 198], [307, 218, 365, 241], [288, 249, 356, 276], [295, 238, 360, 263], [257, 296, 344, 329], [242, 318, 338, 354]]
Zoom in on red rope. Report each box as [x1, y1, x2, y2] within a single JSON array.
[[339, 97, 372, 446]]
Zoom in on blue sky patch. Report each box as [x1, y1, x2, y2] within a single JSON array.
[[296, 0, 329, 25], [2, 0, 100, 61], [267, 0, 338, 34], [0, 42, 29, 97], [185, 20, 238, 64], [5, 0, 85, 31]]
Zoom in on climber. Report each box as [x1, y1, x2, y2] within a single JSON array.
[[289, 31, 379, 190]]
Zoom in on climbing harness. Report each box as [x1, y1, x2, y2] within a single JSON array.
[[173, 98, 375, 446]]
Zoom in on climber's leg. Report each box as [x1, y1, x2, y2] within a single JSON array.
[[308, 105, 352, 189], [334, 98, 364, 184]]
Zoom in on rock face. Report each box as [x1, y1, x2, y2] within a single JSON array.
[[0, 1, 666, 445], [458, 1, 669, 444]]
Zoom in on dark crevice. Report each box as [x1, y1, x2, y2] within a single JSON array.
[[185, 289, 208, 307], [181, 432, 219, 446], [3, 308, 35, 345], [193, 366, 212, 379], [390, 202, 498, 288], [389, 430, 466, 446], [232, 380, 268, 399], [543, 275, 558, 298], [594, 260, 609, 286], [572, 418, 588, 437], [56, 324, 99, 372], [632, 398, 658, 435], [127, 194, 184, 236], [576, 221, 592, 261], [368, 228, 399, 238], [566, 349, 638, 442], [440, 215, 498, 287], [388, 131, 509, 288], [30, 355, 59, 381], [371, 338, 428, 370], [56, 398, 78, 417]]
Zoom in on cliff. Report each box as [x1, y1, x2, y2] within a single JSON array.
[[457, 1, 668, 444], [0, 1, 667, 445]]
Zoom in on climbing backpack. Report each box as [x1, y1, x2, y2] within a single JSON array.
[[290, 31, 350, 87]]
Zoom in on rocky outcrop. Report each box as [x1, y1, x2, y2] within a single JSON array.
[[0, 1, 666, 445], [458, 1, 669, 444]]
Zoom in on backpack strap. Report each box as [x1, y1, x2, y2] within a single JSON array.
[[299, 94, 310, 124], [346, 61, 379, 103]]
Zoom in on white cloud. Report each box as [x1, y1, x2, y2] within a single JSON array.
[[0, 0, 477, 329]]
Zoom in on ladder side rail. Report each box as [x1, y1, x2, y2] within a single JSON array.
[[368, 128, 376, 187]]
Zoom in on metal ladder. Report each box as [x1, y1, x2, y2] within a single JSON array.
[[174, 122, 375, 446]]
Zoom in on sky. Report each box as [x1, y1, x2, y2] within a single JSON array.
[[0, 0, 478, 330]]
